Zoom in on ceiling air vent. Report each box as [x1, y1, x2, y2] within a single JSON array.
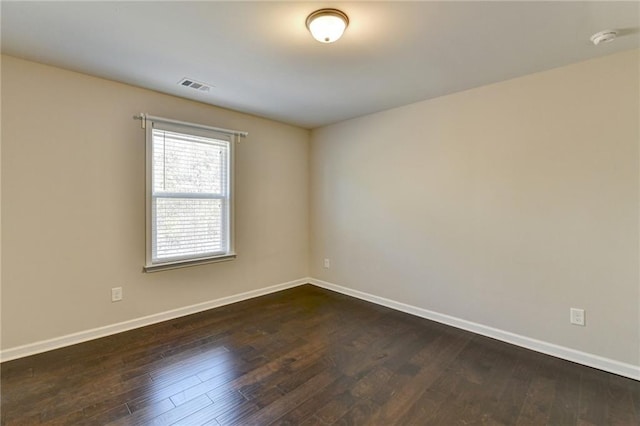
[[178, 78, 213, 92]]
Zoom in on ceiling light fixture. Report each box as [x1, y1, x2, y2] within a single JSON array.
[[306, 9, 349, 43]]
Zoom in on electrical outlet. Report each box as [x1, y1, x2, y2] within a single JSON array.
[[111, 287, 123, 302], [323, 258, 331, 269], [570, 308, 585, 326]]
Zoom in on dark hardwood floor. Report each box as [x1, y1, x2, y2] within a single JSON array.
[[1, 284, 638, 425]]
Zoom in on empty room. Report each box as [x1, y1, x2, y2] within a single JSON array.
[[1, 1, 639, 425]]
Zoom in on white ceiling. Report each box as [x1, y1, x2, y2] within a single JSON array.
[[1, 1, 638, 129]]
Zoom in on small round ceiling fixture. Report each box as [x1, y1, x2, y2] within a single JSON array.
[[590, 30, 618, 46], [306, 9, 349, 43]]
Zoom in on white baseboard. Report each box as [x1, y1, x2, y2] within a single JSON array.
[[0, 278, 308, 363], [3, 276, 638, 381], [309, 278, 640, 381]]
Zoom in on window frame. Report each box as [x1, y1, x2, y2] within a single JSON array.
[[143, 119, 236, 272]]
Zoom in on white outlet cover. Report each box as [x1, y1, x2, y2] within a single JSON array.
[[570, 308, 585, 326], [111, 287, 123, 302]]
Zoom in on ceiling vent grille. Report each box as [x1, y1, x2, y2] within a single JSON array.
[[178, 78, 213, 92]]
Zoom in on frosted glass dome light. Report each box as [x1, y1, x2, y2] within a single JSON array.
[[306, 9, 349, 43]]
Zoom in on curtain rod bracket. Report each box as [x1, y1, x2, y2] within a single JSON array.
[[133, 113, 146, 129]]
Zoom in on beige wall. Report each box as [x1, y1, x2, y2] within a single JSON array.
[[1, 56, 309, 349], [310, 50, 640, 366], [3, 50, 639, 369]]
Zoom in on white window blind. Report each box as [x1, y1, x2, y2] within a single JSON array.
[[141, 115, 244, 272]]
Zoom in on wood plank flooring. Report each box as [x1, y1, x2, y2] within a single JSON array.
[[1, 284, 638, 425]]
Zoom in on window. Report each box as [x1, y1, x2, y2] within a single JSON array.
[[142, 115, 243, 272]]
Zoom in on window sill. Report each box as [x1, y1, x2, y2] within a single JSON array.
[[143, 254, 236, 273]]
